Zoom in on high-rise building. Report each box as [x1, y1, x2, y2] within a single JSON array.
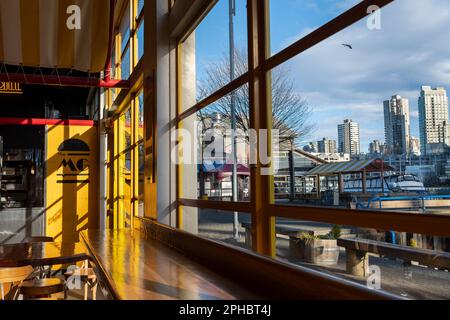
[[369, 140, 382, 155], [418, 86, 450, 155], [338, 119, 360, 156], [317, 137, 337, 154], [384, 95, 411, 155]]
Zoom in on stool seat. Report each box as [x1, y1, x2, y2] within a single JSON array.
[[19, 278, 65, 298]]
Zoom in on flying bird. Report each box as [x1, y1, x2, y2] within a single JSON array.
[[341, 43, 353, 49]]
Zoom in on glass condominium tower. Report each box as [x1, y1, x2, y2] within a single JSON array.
[[384, 95, 411, 155], [418, 86, 449, 155], [338, 119, 360, 156]]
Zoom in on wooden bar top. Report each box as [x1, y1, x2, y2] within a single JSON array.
[[0, 242, 89, 268], [81, 229, 262, 300]]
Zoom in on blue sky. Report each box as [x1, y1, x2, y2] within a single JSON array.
[[194, 0, 450, 153]]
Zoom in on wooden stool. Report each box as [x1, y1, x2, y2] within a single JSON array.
[[19, 278, 66, 300], [64, 268, 98, 300], [0, 266, 34, 300], [22, 236, 54, 278]]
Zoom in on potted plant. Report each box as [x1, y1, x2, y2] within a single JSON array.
[[290, 225, 341, 266]]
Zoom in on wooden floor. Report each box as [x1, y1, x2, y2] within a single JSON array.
[[81, 229, 262, 300]]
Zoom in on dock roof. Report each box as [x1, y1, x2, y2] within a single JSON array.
[[306, 159, 394, 176]]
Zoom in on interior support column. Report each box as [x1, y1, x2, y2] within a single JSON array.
[[248, 0, 275, 257]]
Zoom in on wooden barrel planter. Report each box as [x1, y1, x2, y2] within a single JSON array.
[[290, 238, 340, 266]]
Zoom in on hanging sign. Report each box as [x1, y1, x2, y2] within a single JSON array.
[[0, 81, 22, 94]]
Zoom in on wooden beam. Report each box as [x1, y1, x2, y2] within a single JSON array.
[[270, 204, 450, 238], [178, 199, 251, 213]]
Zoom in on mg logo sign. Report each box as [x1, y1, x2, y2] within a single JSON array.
[[60, 159, 89, 172], [57, 138, 91, 184]]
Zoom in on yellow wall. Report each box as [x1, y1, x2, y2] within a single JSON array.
[[45, 124, 99, 242]]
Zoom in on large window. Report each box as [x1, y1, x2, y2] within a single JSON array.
[[113, 0, 144, 81], [119, 2, 131, 79], [121, 108, 133, 227], [107, 0, 145, 227], [175, 0, 450, 299], [177, 0, 251, 247], [137, 92, 145, 217], [134, 0, 145, 66]]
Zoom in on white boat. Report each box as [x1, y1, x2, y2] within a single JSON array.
[[344, 174, 426, 193]]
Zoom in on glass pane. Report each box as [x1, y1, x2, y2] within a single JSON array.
[[136, 20, 144, 62], [179, 86, 251, 202], [138, 142, 144, 218], [137, 92, 144, 141], [186, 0, 248, 101], [137, 92, 144, 218], [268, 0, 450, 212], [137, 0, 144, 18], [121, 47, 131, 80], [120, 109, 132, 228], [120, 2, 131, 52], [110, 44, 117, 100], [269, 0, 362, 56], [124, 108, 132, 151], [182, 207, 252, 251], [123, 147, 132, 227], [274, 218, 450, 299]]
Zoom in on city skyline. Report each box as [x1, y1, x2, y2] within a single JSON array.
[[302, 85, 450, 155], [194, 0, 450, 154]]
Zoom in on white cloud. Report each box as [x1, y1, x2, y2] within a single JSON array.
[[283, 0, 450, 150]]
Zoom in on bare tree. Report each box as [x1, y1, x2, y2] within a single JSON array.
[[198, 49, 314, 144]]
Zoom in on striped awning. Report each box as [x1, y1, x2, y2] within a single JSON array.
[[0, 0, 111, 73], [307, 159, 394, 176]]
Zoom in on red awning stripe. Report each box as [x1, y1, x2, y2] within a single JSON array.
[[0, 117, 97, 126]]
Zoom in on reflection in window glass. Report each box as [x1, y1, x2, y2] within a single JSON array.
[[138, 143, 144, 217], [110, 44, 117, 101], [121, 47, 131, 79], [137, 0, 144, 18], [137, 92, 144, 217], [123, 148, 132, 227], [137, 20, 144, 62], [120, 2, 131, 52], [121, 109, 132, 228], [138, 92, 144, 141], [269, 0, 361, 55], [124, 108, 132, 151]]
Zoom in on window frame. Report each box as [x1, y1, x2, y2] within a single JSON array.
[[174, 0, 450, 257], [107, 0, 145, 228]]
